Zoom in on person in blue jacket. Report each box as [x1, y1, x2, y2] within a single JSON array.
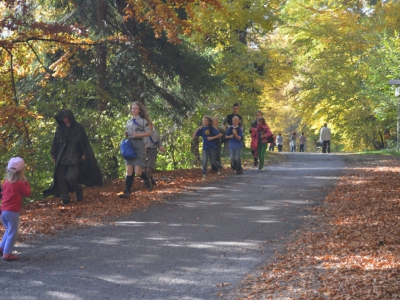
[[192, 116, 223, 180], [226, 116, 243, 175]]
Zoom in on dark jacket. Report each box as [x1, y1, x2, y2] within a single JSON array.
[[43, 109, 103, 198]]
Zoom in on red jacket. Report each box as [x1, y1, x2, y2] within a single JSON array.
[[1, 180, 31, 213], [257, 124, 273, 143]]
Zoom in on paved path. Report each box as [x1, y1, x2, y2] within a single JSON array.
[[0, 153, 346, 300]]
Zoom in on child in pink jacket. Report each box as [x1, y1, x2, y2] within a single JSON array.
[[257, 118, 273, 171], [0, 157, 31, 261]]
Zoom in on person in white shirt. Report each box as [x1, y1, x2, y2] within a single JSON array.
[[319, 123, 332, 153], [276, 133, 284, 152]]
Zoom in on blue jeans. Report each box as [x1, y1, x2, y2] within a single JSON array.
[[229, 149, 242, 171], [0, 211, 20, 255], [202, 148, 221, 175]]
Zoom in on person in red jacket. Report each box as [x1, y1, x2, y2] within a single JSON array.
[[257, 118, 273, 172], [0, 157, 31, 261]]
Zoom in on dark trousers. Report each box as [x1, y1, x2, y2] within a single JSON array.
[[212, 141, 222, 171], [56, 164, 82, 200], [322, 140, 330, 153], [300, 144, 305, 152], [278, 145, 283, 152]]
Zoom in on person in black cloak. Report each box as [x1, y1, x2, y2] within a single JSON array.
[[43, 109, 103, 205]]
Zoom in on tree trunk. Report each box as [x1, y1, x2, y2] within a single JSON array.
[[97, 0, 107, 112]]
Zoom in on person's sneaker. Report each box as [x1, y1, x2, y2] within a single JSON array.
[[236, 169, 243, 175], [202, 174, 206, 181], [152, 179, 157, 185], [259, 168, 265, 172], [217, 168, 222, 175]]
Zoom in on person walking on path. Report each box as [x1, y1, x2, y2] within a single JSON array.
[[249, 110, 263, 167], [193, 116, 223, 180], [276, 133, 284, 152], [211, 117, 225, 172], [290, 132, 297, 152], [119, 102, 153, 198], [223, 103, 243, 130], [319, 123, 332, 153], [143, 123, 165, 188], [268, 142, 275, 152], [44, 109, 103, 205], [257, 118, 273, 172], [299, 132, 307, 152], [226, 116, 244, 175], [0, 157, 31, 261]]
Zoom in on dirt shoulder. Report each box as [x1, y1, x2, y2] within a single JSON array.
[[6, 152, 286, 242], [235, 154, 400, 299]]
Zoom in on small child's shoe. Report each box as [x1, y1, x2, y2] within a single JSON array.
[[2, 254, 18, 261], [217, 169, 222, 175], [202, 175, 206, 181]]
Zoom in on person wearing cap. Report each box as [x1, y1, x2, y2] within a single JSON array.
[[0, 157, 31, 261], [43, 109, 103, 205]]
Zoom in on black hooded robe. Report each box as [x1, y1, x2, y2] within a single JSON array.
[[43, 109, 103, 198]]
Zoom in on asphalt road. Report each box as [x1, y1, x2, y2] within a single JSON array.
[[0, 153, 346, 300]]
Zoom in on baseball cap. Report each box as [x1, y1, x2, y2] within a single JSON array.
[[7, 157, 25, 172]]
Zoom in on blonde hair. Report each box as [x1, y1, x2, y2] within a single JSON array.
[[5, 168, 25, 184], [131, 102, 152, 125]]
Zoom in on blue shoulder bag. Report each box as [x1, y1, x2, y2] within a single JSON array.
[[120, 139, 137, 159]]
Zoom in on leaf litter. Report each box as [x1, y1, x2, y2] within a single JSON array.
[[238, 155, 400, 299]]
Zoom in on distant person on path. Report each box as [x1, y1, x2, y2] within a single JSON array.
[[276, 133, 284, 152], [290, 132, 297, 152], [268, 142, 275, 152], [320, 123, 332, 153], [211, 118, 225, 172], [44, 109, 103, 205], [226, 116, 244, 175], [143, 123, 166, 188], [257, 118, 273, 172], [0, 157, 31, 261], [249, 110, 263, 166], [119, 102, 153, 198], [193, 116, 222, 180], [299, 132, 307, 152]]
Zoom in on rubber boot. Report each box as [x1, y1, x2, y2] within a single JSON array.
[[119, 175, 134, 198], [140, 172, 153, 192]]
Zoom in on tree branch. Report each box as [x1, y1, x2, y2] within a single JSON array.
[[2, 46, 18, 105]]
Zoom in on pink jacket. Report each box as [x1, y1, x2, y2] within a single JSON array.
[[257, 124, 273, 143]]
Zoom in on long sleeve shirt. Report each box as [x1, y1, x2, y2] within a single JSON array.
[[1, 180, 31, 212]]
